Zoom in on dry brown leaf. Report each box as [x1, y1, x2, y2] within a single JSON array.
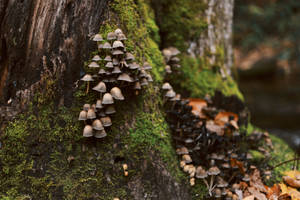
[[243, 195, 255, 200], [249, 169, 268, 193], [206, 120, 224, 136], [215, 111, 238, 126], [284, 171, 300, 180], [248, 187, 268, 200], [283, 176, 300, 188], [188, 98, 207, 118], [231, 158, 246, 174], [279, 183, 300, 200]]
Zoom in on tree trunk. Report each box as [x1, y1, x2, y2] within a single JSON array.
[[0, 0, 235, 199]]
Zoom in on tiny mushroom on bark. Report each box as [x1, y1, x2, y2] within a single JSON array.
[[78, 110, 87, 121], [92, 55, 101, 61], [101, 116, 112, 127], [162, 82, 172, 90], [105, 105, 116, 115], [81, 74, 94, 94], [88, 62, 99, 68], [93, 34, 103, 42], [83, 125, 93, 137], [110, 87, 125, 100], [102, 93, 114, 105], [94, 129, 107, 139], [87, 109, 96, 119], [92, 119, 104, 131]]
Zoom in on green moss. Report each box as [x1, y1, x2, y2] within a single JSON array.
[[170, 55, 243, 99], [249, 150, 265, 161]]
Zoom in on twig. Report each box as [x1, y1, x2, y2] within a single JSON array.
[[271, 158, 300, 170]]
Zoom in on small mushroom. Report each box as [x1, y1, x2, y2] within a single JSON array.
[[107, 32, 117, 40], [104, 55, 112, 62], [118, 73, 134, 82], [146, 74, 153, 82], [216, 177, 228, 188], [190, 177, 195, 186], [122, 164, 128, 171], [182, 154, 192, 164], [165, 89, 176, 98], [162, 82, 172, 90], [94, 129, 107, 138], [93, 34, 103, 42], [92, 119, 104, 131], [117, 33, 127, 41], [105, 62, 114, 68], [171, 56, 180, 63], [242, 174, 250, 182], [208, 166, 221, 195], [112, 40, 124, 49], [112, 58, 119, 65], [81, 74, 94, 94], [213, 188, 222, 198], [176, 147, 189, 155], [83, 104, 91, 111], [114, 28, 123, 35], [180, 160, 186, 168], [96, 99, 103, 109], [140, 78, 148, 86], [111, 66, 121, 74], [129, 62, 140, 70], [83, 125, 93, 137], [87, 108, 96, 119], [110, 87, 125, 100], [100, 116, 112, 127], [105, 105, 116, 115], [125, 53, 135, 61], [92, 55, 102, 61], [165, 65, 172, 73], [143, 62, 152, 70], [98, 68, 106, 75], [134, 81, 141, 90], [78, 110, 87, 121], [102, 93, 114, 105], [92, 81, 106, 98], [112, 49, 124, 55], [102, 42, 112, 49]]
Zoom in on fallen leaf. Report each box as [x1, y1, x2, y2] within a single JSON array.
[[231, 158, 246, 174], [215, 111, 238, 126], [284, 171, 300, 181], [188, 98, 207, 118], [248, 187, 268, 200], [243, 195, 254, 200], [206, 120, 224, 136], [283, 176, 300, 188], [279, 183, 300, 200]]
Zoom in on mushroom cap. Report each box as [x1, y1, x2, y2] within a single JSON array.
[[89, 62, 100, 68], [139, 69, 148, 78], [165, 65, 172, 73], [98, 43, 103, 49], [162, 82, 172, 90], [78, 110, 87, 121], [114, 28, 123, 35], [162, 49, 172, 60], [118, 73, 134, 82], [169, 47, 181, 56], [208, 166, 221, 176], [140, 78, 148, 86], [92, 81, 106, 93], [107, 32, 117, 40], [221, 163, 230, 169], [143, 62, 152, 70], [112, 40, 124, 49], [94, 129, 107, 138], [83, 104, 91, 111], [129, 62, 140, 70], [100, 116, 112, 127], [182, 154, 192, 164], [81, 74, 94, 82], [104, 55, 112, 62], [102, 93, 114, 105], [117, 33, 127, 41], [93, 34, 103, 42], [134, 81, 141, 90], [213, 188, 222, 198], [216, 177, 229, 187], [146, 74, 153, 82], [176, 147, 189, 155], [105, 105, 116, 115], [96, 99, 103, 109], [125, 53, 135, 61], [112, 49, 124, 55], [83, 125, 93, 137], [171, 56, 180, 63], [170, 94, 181, 101], [112, 58, 119, 65], [110, 87, 125, 100], [98, 68, 106, 75], [92, 119, 104, 131], [112, 66, 122, 74], [165, 89, 176, 98], [242, 174, 250, 182], [196, 166, 208, 179], [87, 108, 96, 119], [105, 62, 114, 68], [102, 42, 112, 49], [92, 55, 102, 61]]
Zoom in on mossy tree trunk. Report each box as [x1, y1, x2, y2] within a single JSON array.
[[0, 0, 235, 199]]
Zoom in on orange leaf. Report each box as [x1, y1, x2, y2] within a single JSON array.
[[215, 111, 238, 126], [188, 98, 207, 118], [230, 158, 245, 174]]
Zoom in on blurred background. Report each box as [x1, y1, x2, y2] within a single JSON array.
[[234, 0, 300, 150]]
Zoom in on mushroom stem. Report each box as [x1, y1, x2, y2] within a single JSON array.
[[209, 175, 215, 196], [100, 92, 103, 99], [86, 82, 90, 94]]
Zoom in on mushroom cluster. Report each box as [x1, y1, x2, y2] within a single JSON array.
[[162, 87, 263, 199], [162, 47, 181, 74], [79, 29, 153, 138]]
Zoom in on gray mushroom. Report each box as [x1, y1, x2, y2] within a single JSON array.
[[112, 66, 122, 74], [112, 49, 124, 55], [143, 62, 152, 70], [83, 125, 93, 137], [96, 99, 103, 109], [104, 55, 112, 62], [78, 110, 87, 121], [92, 55, 102, 61], [100, 116, 112, 127], [94, 129, 107, 139], [107, 32, 117, 40], [83, 104, 91, 111], [102, 42, 112, 49], [92, 81, 106, 98], [87, 108, 96, 119], [105, 105, 116, 115], [81, 74, 94, 94], [118, 73, 133, 82], [117, 33, 127, 41], [110, 87, 124, 100], [125, 53, 135, 61], [112, 41, 124, 49], [114, 28, 123, 35], [176, 147, 189, 155], [98, 68, 106, 75], [162, 82, 172, 90], [129, 62, 140, 70], [102, 93, 114, 105], [105, 62, 114, 68], [93, 34, 103, 42], [92, 119, 104, 131], [165, 89, 176, 98]]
